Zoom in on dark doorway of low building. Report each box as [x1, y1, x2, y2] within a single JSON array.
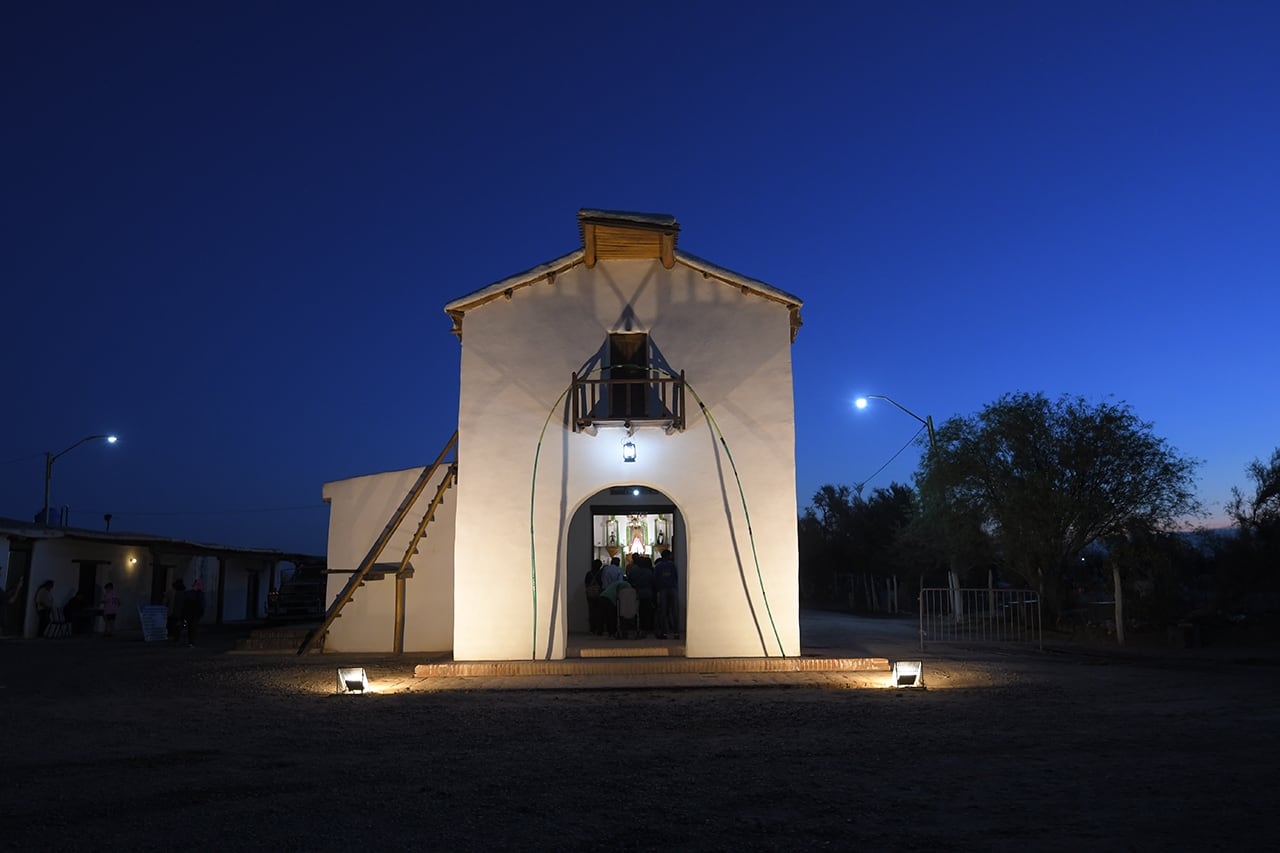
[[151, 562, 173, 606], [72, 559, 106, 634], [246, 570, 260, 621]]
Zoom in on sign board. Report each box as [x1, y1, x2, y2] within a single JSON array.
[[138, 604, 168, 642]]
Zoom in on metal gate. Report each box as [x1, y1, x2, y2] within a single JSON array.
[[919, 587, 1042, 651]]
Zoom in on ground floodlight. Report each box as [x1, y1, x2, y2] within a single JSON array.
[[892, 660, 923, 688], [336, 667, 369, 694]]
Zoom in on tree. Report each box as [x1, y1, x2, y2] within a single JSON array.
[[798, 485, 857, 601], [798, 482, 922, 607], [1227, 447, 1280, 536], [918, 392, 1202, 618], [855, 483, 922, 576], [1217, 448, 1280, 607]]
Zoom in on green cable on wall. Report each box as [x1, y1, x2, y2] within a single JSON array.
[[678, 376, 786, 659], [529, 381, 577, 659]]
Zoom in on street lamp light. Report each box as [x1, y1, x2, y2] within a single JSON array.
[[855, 395, 937, 450], [42, 434, 118, 526], [857, 394, 960, 617]]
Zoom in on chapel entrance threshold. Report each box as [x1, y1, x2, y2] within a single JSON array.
[[570, 631, 685, 659]]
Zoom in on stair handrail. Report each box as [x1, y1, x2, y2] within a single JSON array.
[[297, 431, 458, 654], [392, 465, 458, 653]]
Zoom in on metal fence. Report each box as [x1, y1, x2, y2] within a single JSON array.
[[919, 587, 1042, 651]]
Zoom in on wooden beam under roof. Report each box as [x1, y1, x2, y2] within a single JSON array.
[[583, 222, 598, 268], [593, 223, 665, 259]]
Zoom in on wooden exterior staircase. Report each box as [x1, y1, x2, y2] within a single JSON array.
[[298, 431, 458, 655]]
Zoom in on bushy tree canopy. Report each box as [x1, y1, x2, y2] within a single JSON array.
[[1217, 448, 1280, 607], [798, 483, 922, 603], [1228, 447, 1280, 536], [918, 392, 1202, 614]]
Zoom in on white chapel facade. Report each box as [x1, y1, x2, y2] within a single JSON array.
[[321, 210, 804, 660]]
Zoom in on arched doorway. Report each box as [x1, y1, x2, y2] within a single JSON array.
[[564, 484, 686, 650]]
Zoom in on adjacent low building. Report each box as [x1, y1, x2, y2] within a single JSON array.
[[0, 516, 315, 638]]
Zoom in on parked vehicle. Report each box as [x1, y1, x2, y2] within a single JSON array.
[[267, 560, 327, 621]]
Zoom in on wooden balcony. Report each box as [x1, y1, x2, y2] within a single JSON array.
[[571, 370, 686, 432]]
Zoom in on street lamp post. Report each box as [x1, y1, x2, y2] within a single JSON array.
[[42, 434, 118, 526], [856, 395, 960, 621], [855, 395, 936, 450]]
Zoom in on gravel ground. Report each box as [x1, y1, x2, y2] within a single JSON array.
[[3, 619, 1278, 852]]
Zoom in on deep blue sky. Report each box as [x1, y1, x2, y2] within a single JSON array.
[[4, 2, 1277, 555]]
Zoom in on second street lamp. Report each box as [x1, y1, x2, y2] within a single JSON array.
[[42, 434, 118, 526], [855, 395, 936, 450], [856, 394, 960, 620]]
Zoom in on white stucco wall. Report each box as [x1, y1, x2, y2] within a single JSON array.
[[322, 465, 456, 653], [452, 257, 800, 660]]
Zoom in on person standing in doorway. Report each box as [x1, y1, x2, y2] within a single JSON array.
[[584, 559, 605, 636], [599, 575, 632, 640], [62, 588, 88, 635], [601, 556, 623, 588], [100, 582, 121, 637], [166, 579, 186, 643], [626, 552, 655, 637]]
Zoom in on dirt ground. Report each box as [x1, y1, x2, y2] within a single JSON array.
[[3, 615, 1278, 852]]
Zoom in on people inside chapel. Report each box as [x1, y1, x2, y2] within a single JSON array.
[[599, 574, 632, 639], [584, 559, 605, 636], [625, 552, 656, 636], [654, 548, 679, 639], [601, 555, 623, 588]]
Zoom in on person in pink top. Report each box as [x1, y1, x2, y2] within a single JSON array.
[[101, 582, 122, 637]]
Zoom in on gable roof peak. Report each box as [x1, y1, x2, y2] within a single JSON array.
[[577, 208, 679, 229], [577, 208, 680, 269], [443, 209, 803, 343]]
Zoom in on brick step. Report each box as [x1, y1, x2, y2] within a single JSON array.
[[243, 628, 314, 639], [235, 638, 305, 651], [232, 625, 320, 652], [415, 656, 890, 678]]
